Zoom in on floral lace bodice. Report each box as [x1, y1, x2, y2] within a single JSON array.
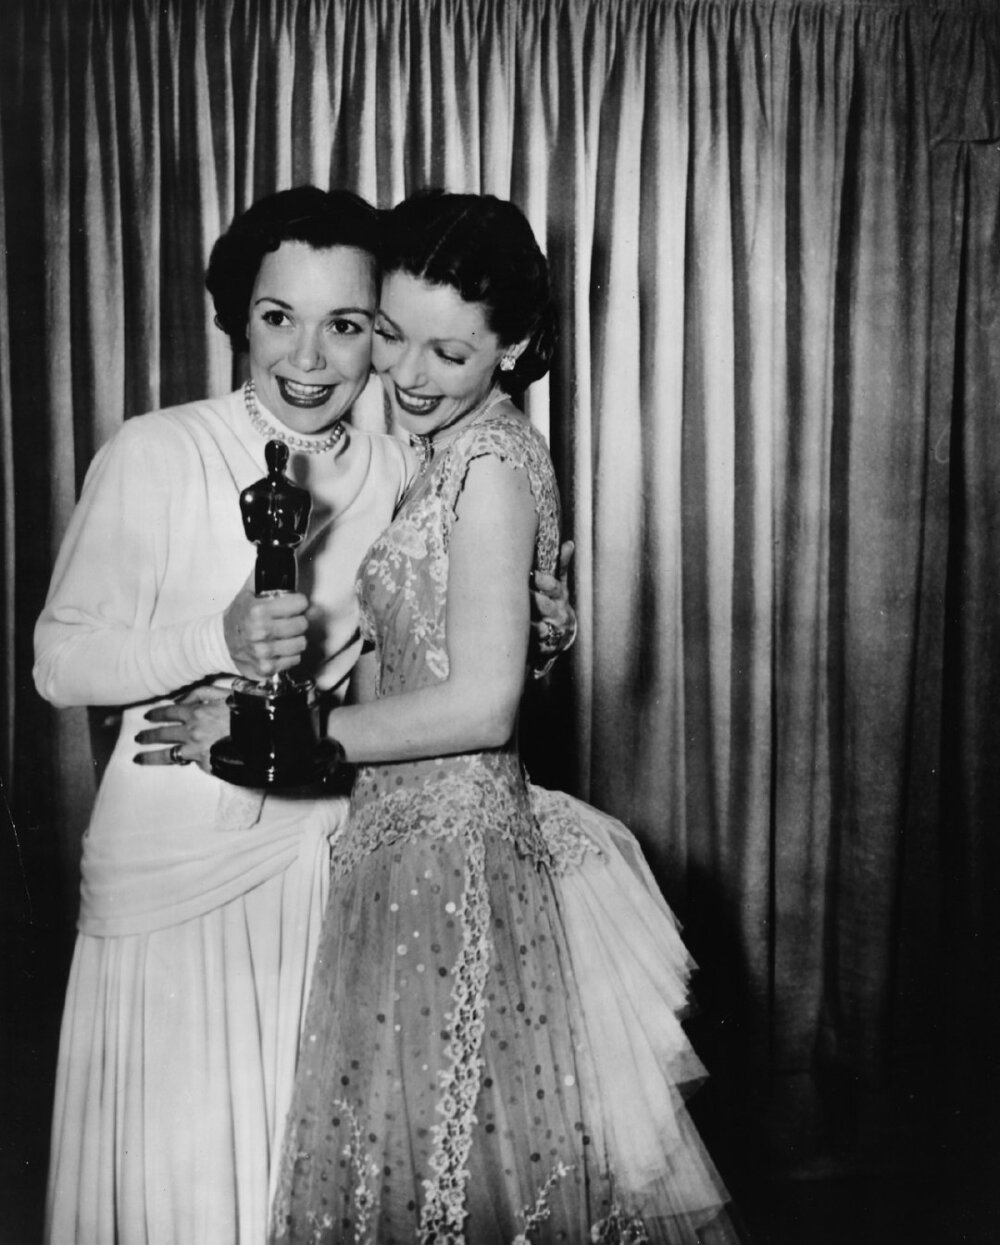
[[342, 407, 565, 871], [356, 405, 561, 700]]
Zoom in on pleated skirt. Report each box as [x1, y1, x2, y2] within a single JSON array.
[[45, 821, 333, 1245]]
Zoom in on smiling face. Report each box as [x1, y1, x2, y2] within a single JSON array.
[[247, 241, 377, 435], [372, 272, 520, 438]]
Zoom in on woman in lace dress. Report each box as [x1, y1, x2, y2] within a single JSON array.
[[271, 191, 740, 1244]]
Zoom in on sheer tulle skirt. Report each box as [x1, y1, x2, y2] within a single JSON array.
[[272, 789, 737, 1244]]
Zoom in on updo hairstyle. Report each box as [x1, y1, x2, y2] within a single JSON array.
[[379, 190, 557, 394], [205, 186, 380, 353]]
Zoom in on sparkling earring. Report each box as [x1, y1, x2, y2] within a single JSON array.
[[499, 354, 516, 372]]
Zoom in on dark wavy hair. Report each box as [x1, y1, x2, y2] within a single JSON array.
[[205, 186, 381, 352], [379, 190, 557, 394]]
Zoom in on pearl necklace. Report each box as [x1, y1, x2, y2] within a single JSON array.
[[242, 380, 346, 455]]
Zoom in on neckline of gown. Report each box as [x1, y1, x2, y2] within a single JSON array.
[[408, 389, 512, 472]]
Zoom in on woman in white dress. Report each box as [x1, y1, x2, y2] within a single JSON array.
[[34, 186, 572, 1245]]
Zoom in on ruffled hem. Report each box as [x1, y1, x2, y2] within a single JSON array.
[[531, 788, 733, 1228]]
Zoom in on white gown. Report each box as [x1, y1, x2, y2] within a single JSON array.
[[34, 389, 413, 1245]]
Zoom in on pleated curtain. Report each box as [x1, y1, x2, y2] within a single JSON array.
[[2, 0, 998, 1181]]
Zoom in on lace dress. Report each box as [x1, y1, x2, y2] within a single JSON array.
[[272, 406, 737, 1244]]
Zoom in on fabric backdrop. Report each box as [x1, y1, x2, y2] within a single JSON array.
[[2, 0, 998, 1224]]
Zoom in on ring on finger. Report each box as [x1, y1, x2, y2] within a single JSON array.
[[540, 619, 564, 649], [169, 743, 192, 766]]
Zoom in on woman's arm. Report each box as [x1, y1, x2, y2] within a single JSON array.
[[33, 429, 228, 707], [347, 648, 379, 705], [325, 454, 537, 762]]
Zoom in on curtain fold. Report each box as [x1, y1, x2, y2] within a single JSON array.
[[3, 0, 999, 1197], [0, 66, 12, 791], [935, 130, 1000, 1163]]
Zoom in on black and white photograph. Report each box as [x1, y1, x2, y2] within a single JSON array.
[[1, 1, 997, 1242]]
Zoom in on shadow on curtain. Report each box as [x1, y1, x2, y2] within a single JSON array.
[[1, 0, 998, 1237]]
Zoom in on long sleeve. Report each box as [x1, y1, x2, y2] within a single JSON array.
[[34, 417, 240, 708]]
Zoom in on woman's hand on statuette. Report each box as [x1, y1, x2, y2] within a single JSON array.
[[223, 573, 310, 679], [133, 685, 231, 773]]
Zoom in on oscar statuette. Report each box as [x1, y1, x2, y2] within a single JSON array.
[[210, 440, 340, 787]]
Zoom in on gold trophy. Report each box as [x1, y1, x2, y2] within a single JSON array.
[[211, 440, 338, 787]]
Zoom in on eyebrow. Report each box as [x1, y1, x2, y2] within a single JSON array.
[[375, 310, 475, 349], [254, 296, 373, 317]]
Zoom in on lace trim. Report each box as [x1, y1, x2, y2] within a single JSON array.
[[435, 413, 561, 575], [512, 1160, 575, 1242], [589, 1203, 652, 1243], [334, 1099, 380, 1245], [529, 784, 604, 874], [332, 758, 552, 880], [418, 821, 492, 1242]]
